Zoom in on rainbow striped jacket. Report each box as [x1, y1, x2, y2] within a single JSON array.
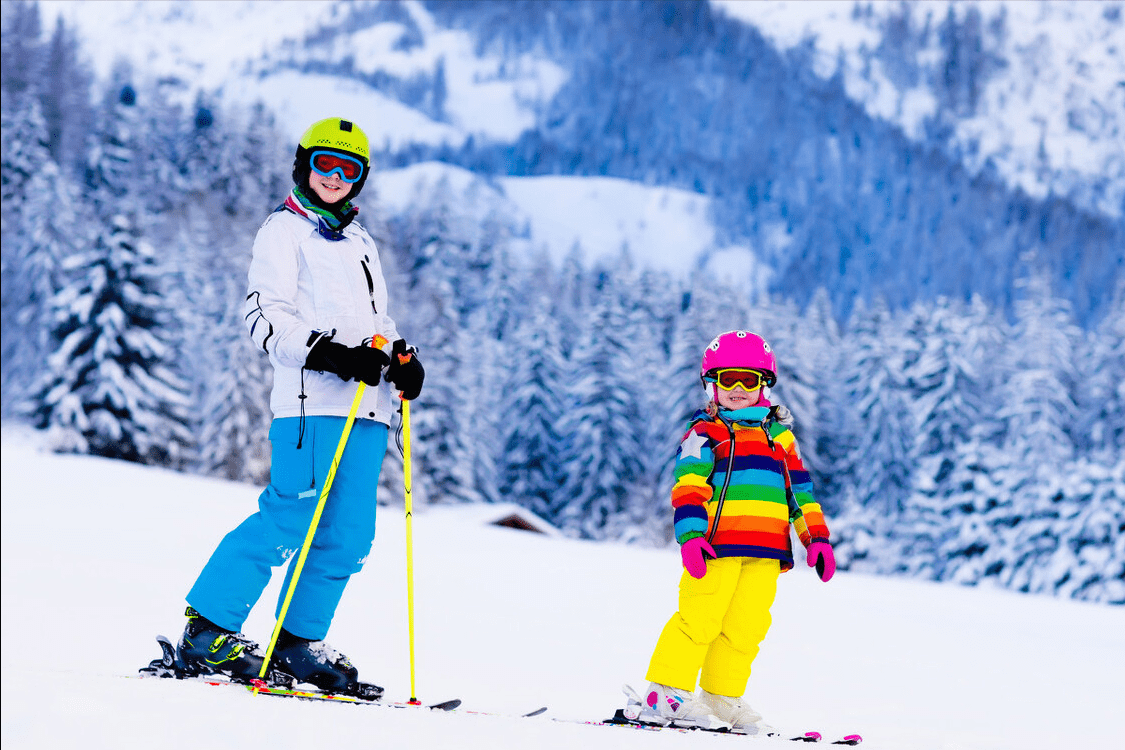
[[671, 405, 830, 571]]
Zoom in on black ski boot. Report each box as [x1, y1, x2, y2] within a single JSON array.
[[272, 629, 383, 699], [177, 607, 289, 686]]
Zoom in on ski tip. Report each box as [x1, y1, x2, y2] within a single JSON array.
[[790, 731, 822, 743], [428, 699, 461, 711], [523, 706, 548, 717], [832, 736, 863, 746]]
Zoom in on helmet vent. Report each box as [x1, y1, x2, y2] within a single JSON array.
[[340, 120, 353, 132]]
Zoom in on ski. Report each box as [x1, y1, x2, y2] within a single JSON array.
[[591, 684, 864, 744], [551, 709, 862, 744], [141, 635, 855, 739], [459, 705, 549, 718], [138, 668, 461, 711], [785, 730, 863, 745], [246, 679, 461, 710], [139, 635, 460, 711]]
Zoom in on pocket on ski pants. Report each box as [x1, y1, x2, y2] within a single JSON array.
[[675, 557, 742, 645]]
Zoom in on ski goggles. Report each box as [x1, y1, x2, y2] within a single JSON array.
[[310, 150, 365, 183], [705, 368, 767, 391]]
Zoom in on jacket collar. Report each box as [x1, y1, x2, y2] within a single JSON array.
[[718, 405, 772, 424], [282, 189, 356, 241], [690, 405, 772, 426]]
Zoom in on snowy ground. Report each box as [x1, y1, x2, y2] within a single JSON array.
[[1, 424, 1120, 750]]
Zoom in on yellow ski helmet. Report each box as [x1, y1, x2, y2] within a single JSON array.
[[298, 117, 370, 162]]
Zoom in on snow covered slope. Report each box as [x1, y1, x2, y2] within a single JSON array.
[[39, 0, 565, 147], [1, 425, 1120, 750], [370, 161, 765, 283], [714, 0, 1125, 218], [41, 0, 1125, 223]]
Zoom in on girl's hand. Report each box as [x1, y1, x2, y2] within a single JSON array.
[[680, 537, 716, 579], [806, 541, 835, 582]]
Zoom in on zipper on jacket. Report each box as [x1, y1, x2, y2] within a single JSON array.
[[763, 421, 800, 520], [706, 417, 738, 545], [360, 259, 378, 314]]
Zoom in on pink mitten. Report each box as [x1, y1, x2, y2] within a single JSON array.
[[807, 541, 835, 582], [681, 537, 716, 579]]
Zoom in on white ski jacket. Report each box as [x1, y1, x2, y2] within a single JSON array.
[[244, 196, 401, 425]]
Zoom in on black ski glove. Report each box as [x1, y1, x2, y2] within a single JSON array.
[[384, 338, 425, 400], [305, 337, 390, 386]]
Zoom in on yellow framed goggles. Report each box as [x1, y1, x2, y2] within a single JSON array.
[[705, 368, 766, 391]]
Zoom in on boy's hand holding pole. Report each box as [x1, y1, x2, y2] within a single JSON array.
[[385, 339, 424, 400]]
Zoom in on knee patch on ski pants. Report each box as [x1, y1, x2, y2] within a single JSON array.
[[260, 416, 384, 568], [187, 416, 388, 636], [646, 556, 780, 696]]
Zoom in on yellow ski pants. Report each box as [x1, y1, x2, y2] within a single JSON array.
[[646, 556, 781, 697]]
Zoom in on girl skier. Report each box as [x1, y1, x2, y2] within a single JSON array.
[[178, 117, 424, 696], [624, 330, 834, 733]]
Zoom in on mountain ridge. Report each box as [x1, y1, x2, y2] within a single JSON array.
[[35, 0, 1125, 321]]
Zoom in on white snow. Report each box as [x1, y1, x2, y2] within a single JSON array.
[[40, 0, 566, 148], [372, 161, 501, 215], [38, 0, 334, 91], [498, 174, 717, 274], [35, 0, 1125, 284], [713, 0, 1125, 217], [1, 424, 1120, 750], [224, 71, 466, 152], [370, 161, 763, 280]]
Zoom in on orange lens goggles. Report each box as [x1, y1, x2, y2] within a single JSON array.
[[708, 368, 764, 391], [310, 150, 365, 183]]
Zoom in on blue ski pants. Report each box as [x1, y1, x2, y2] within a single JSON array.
[[187, 416, 388, 640]]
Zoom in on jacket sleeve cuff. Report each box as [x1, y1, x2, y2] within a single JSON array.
[[307, 329, 334, 348], [677, 531, 705, 545]]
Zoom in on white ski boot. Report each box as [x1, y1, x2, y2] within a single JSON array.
[[698, 689, 776, 736], [622, 683, 730, 730]]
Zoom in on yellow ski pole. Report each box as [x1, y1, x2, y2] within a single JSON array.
[[402, 398, 421, 705], [255, 336, 386, 692]]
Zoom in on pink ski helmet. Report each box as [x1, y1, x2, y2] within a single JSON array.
[[700, 330, 777, 387]]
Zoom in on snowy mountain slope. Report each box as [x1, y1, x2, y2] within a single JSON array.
[[714, 0, 1125, 218], [370, 161, 765, 282], [230, 70, 465, 152], [38, 0, 333, 91], [41, 0, 1124, 219], [40, 0, 565, 147], [44, 0, 732, 275], [1, 424, 1120, 750], [245, 0, 569, 145]]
